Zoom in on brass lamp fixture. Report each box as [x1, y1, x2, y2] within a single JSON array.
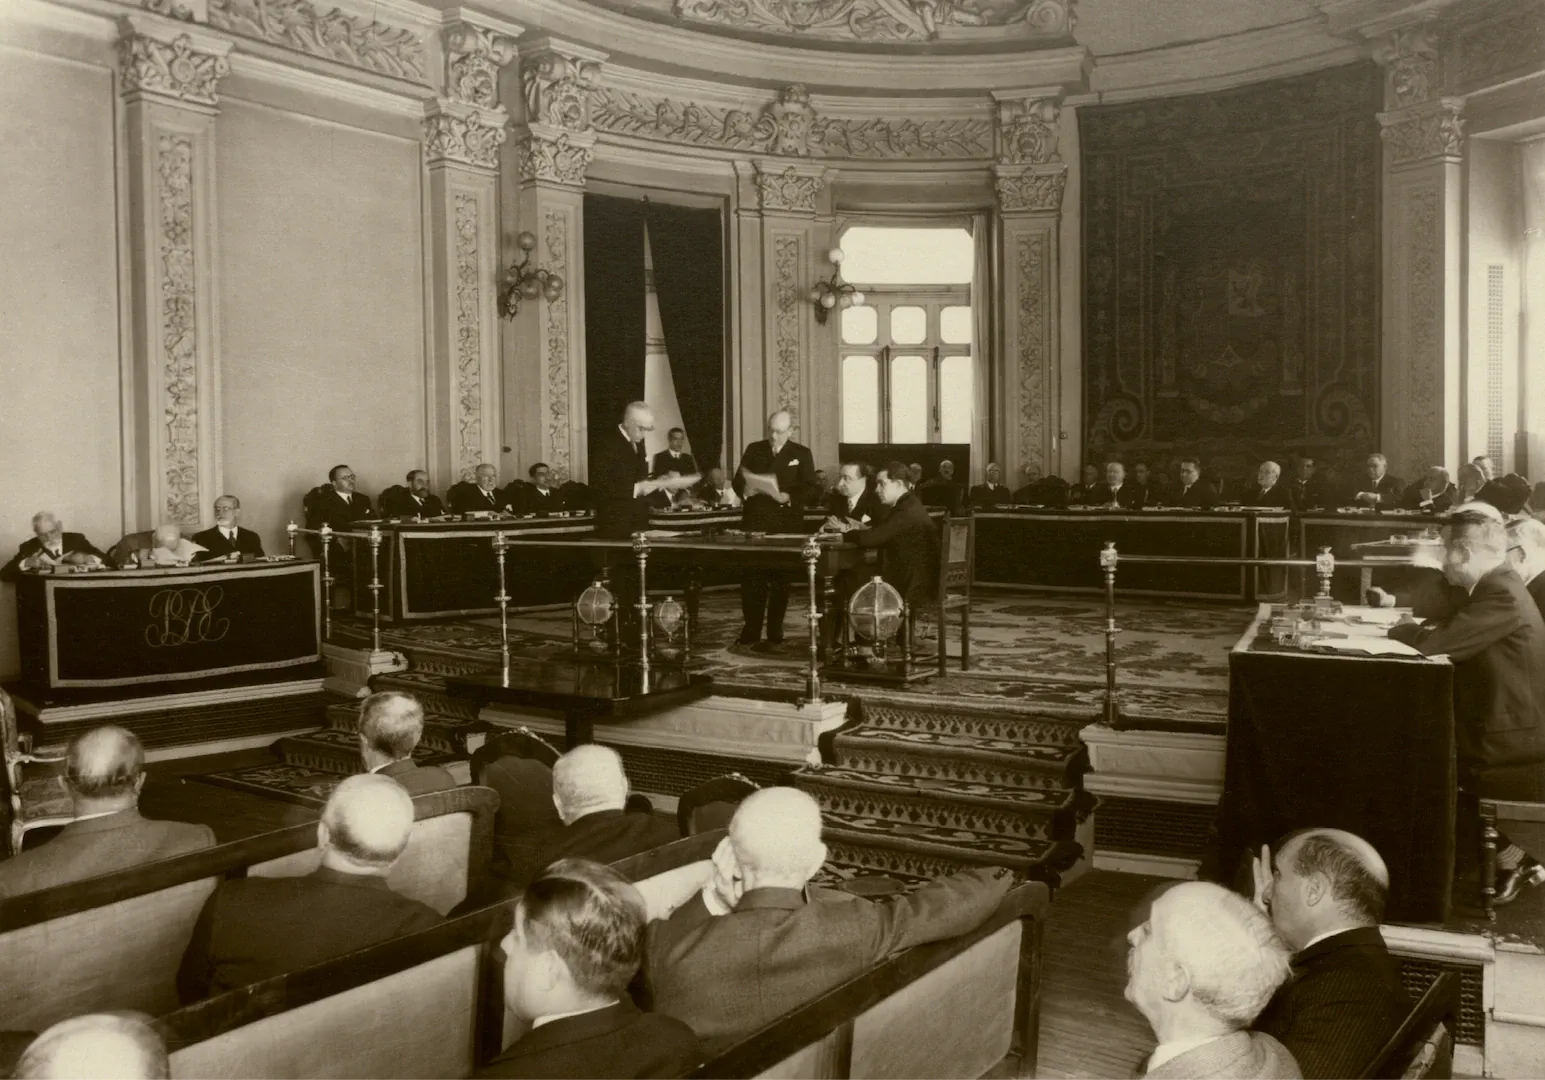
[[499, 231, 564, 318], [810, 247, 865, 325]]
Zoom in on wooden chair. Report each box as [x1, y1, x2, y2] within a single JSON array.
[[0, 687, 70, 858], [1359, 970, 1457, 1079], [910, 516, 974, 677], [469, 726, 560, 784], [1479, 798, 1545, 918], [677, 773, 759, 837]]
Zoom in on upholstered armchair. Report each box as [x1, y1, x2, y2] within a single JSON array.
[[0, 687, 72, 857]]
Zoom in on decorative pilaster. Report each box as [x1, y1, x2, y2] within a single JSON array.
[[504, 39, 606, 485], [1374, 21, 1465, 475], [118, 14, 231, 529], [994, 89, 1065, 483], [752, 161, 827, 445], [424, 11, 520, 488]]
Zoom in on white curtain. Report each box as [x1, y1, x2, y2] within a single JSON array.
[[970, 213, 995, 483]]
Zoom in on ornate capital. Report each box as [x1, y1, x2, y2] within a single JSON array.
[[995, 94, 1061, 164], [995, 163, 1066, 213], [117, 20, 232, 106], [513, 125, 596, 187], [1379, 97, 1464, 166], [754, 163, 826, 214], [424, 100, 509, 170], [519, 43, 605, 135], [673, 0, 1075, 44], [443, 19, 520, 110], [1371, 22, 1441, 109]]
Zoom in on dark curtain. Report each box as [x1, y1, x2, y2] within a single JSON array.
[[645, 201, 727, 471], [583, 194, 648, 471]]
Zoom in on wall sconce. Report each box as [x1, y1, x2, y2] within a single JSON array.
[[810, 247, 865, 325], [499, 231, 564, 319]]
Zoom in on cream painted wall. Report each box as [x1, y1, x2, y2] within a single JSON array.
[[216, 98, 427, 556], [0, 45, 123, 680], [1464, 139, 1522, 473]]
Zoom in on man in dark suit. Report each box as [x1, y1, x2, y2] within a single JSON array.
[[732, 409, 816, 651], [1400, 466, 1457, 514], [592, 403, 686, 540], [381, 470, 446, 519], [969, 463, 1012, 510], [695, 466, 741, 509], [1165, 458, 1217, 509], [517, 463, 565, 516], [1089, 461, 1145, 509], [823, 461, 884, 527], [449, 463, 511, 515], [1131, 462, 1158, 507], [1285, 457, 1327, 513], [0, 725, 214, 899], [651, 427, 698, 480], [311, 465, 375, 531], [644, 787, 1014, 1053], [357, 690, 457, 796], [1390, 511, 1545, 904], [918, 460, 964, 515], [1244, 461, 1294, 509], [1127, 882, 1297, 1080], [0, 511, 105, 581], [192, 495, 265, 562], [1249, 829, 1410, 1079], [479, 859, 700, 1079], [1508, 518, 1545, 619], [1067, 463, 1102, 506], [177, 774, 441, 1002], [1348, 453, 1404, 508]]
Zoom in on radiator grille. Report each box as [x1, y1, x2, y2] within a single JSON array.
[[1487, 263, 1505, 462], [1094, 795, 1216, 859], [1394, 955, 1484, 1049]]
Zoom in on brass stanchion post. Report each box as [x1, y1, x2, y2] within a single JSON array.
[[1315, 546, 1335, 598], [1101, 542, 1120, 727], [286, 521, 297, 557], [802, 535, 822, 705], [367, 524, 384, 656], [492, 532, 511, 682], [318, 524, 334, 640], [632, 534, 651, 669]]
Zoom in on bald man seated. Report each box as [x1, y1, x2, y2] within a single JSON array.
[[356, 690, 458, 796], [508, 745, 678, 887], [643, 787, 1015, 1053], [0, 725, 214, 899], [13, 1013, 168, 1080], [176, 774, 441, 1002], [0, 512, 105, 581], [137, 524, 206, 567], [1249, 829, 1410, 1079], [1127, 882, 1299, 1079]]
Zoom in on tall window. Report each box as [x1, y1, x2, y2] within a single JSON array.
[[837, 226, 973, 444]]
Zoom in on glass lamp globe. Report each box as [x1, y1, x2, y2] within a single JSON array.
[[653, 595, 685, 659], [849, 575, 904, 644], [575, 580, 615, 651]]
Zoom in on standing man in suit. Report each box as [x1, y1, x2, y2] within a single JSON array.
[[732, 410, 815, 652], [1349, 454, 1404, 508], [177, 774, 441, 1001], [518, 463, 565, 516], [1401, 466, 1457, 514], [1390, 510, 1545, 904], [1246, 462, 1294, 509], [0, 512, 105, 581], [193, 495, 265, 561], [644, 788, 1014, 1053], [969, 463, 1011, 509], [1126, 882, 1298, 1080], [592, 402, 689, 540], [1248, 829, 1409, 1079], [478, 859, 700, 1079], [1091, 462, 1144, 509], [381, 470, 446, 519], [651, 427, 698, 480], [357, 691, 457, 796], [1167, 459, 1216, 509], [1285, 457, 1325, 512], [450, 463, 510, 515], [0, 725, 214, 898], [1508, 518, 1545, 618], [823, 461, 884, 527]]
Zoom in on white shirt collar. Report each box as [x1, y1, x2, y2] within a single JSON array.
[[1148, 1033, 1228, 1072], [73, 809, 124, 824], [338, 491, 351, 502], [531, 1001, 618, 1029]]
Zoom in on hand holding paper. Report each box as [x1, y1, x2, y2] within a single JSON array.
[[740, 470, 782, 501]]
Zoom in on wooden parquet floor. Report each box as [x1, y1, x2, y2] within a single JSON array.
[[1037, 870, 1165, 1080]]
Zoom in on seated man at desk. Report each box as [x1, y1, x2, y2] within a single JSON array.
[[1068, 463, 1101, 506], [1166, 458, 1216, 509], [1285, 456, 1327, 512], [450, 463, 511, 515], [136, 525, 206, 567], [695, 466, 740, 509], [1090, 461, 1145, 509], [1243, 461, 1293, 509], [193, 495, 265, 561], [518, 463, 565, 516], [0, 512, 105, 580], [918, 460, 964, 515], [311, 464, 375, 530], [380, 470, 445, 519], [824, 461, 884, 527], [969, 463, 1012, 509], [652, 427, 697, 479], [1347, 454, 1403, 508], [1400, 466, 1457, 514]]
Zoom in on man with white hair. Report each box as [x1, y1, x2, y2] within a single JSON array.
[[450, 462, 511, 515], [1401, 466, 1456, 513], [1246, 461, 1292, 509], [14, 1012, 168, 1080], [512, 744, 677, 887], [644, 787, 1014, 1052], [1508, 516, 1545, 617], [1125, 882, 1298, 1079], [357, 690, 457, 796], [0, 512, 104, 580], [138, 523, 205, 567], [592, 401, 693, 540], [177, 773, 440, 1001], [0, 725, 213, 898], [969, 462, 1011, 509], [1249, 829, 1409, 1078], [732, 410, 816, 651]]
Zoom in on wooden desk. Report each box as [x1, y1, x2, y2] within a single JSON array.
[[1298, 511, 1446, 602]]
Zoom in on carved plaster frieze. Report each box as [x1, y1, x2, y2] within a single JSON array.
[[1403, 184, 1442, 470], [425, 101, 508, 170], [671, 0, 1074, 44], [543, 208, 572, 482], [206, 0, 428, 83], [142, 0, 202, 22], [118, 28, 231, 105], [755, 163, 825, 214], [444, 21, 519, 110], [157, 133, 201, 525], [521, 48, 604, 133], [1379, 97, 1464, 166], [1371, 21, 1440, 109], [453, 192, 483, 482], [1016, 233, 1047, 475], [996, 96, 1061, 164], [772, 233, 803, 435], [513, 125, 596, 186], [590, 82, 991, 160], [995, 164, 1066, 213]]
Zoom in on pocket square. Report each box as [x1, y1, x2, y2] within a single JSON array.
[[788, 459, 800, 466]]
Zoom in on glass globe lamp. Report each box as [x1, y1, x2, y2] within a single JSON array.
[[652, 595, 687, 662], [848, 576, 905, 664], [573, 580, 615, 653]]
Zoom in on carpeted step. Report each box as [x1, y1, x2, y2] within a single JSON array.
[[366, 670, 485, 723], [810, 860, 932, 895], [832, 725, 1086, 791], [324, 702, 489, 757], [794, 765, 1075, 842], [272, 728, 465, 777], [857, 699, 1088, 750], [820, 809, 1080, 888]]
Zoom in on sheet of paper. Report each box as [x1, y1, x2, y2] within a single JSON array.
[[1310, 636, 1425, 657], [658, 472, 701, 492], [740, 470, 781, 500]]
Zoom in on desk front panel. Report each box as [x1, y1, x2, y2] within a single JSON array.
[[1298, 514, 1442, 602]]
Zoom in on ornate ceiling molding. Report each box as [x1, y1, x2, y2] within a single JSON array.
[[1371, 21, 1440, 109], [513, 39, 607, 185], [117, 18, 233, 106], [205, 0, 429, 82], [670, 0, 1075, 45], [754, 161, 826, 213]]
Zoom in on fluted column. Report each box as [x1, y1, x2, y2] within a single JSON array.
[[502, 38, 605, 484], [118, 14, 232, 530], [994, 90, 1066, 484], [1374, 23, 1465, 476], [424, 12, 521, 489]]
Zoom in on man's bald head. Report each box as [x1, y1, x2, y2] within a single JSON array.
[[66, 725, 145, 805], [552, 744, 629, 824], [152, 525, 181, 551], [729, 787, 827, 891], [1268, 828, 1388, 949], [357, 691, 424, 766], [15, 1012, 167, 1080], [319, 774, 416, 873]]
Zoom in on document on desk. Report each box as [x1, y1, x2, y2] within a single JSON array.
[[1311, 635, 1425, 657], [741, 471, 781, 500]]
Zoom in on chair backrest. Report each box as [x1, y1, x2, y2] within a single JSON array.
[[677, 773, 759, 837], [470, 727, 561, 784], [936, 516, 973, 603], [301, 484, 333, 527], [1360, 970, 1458, 1079]]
